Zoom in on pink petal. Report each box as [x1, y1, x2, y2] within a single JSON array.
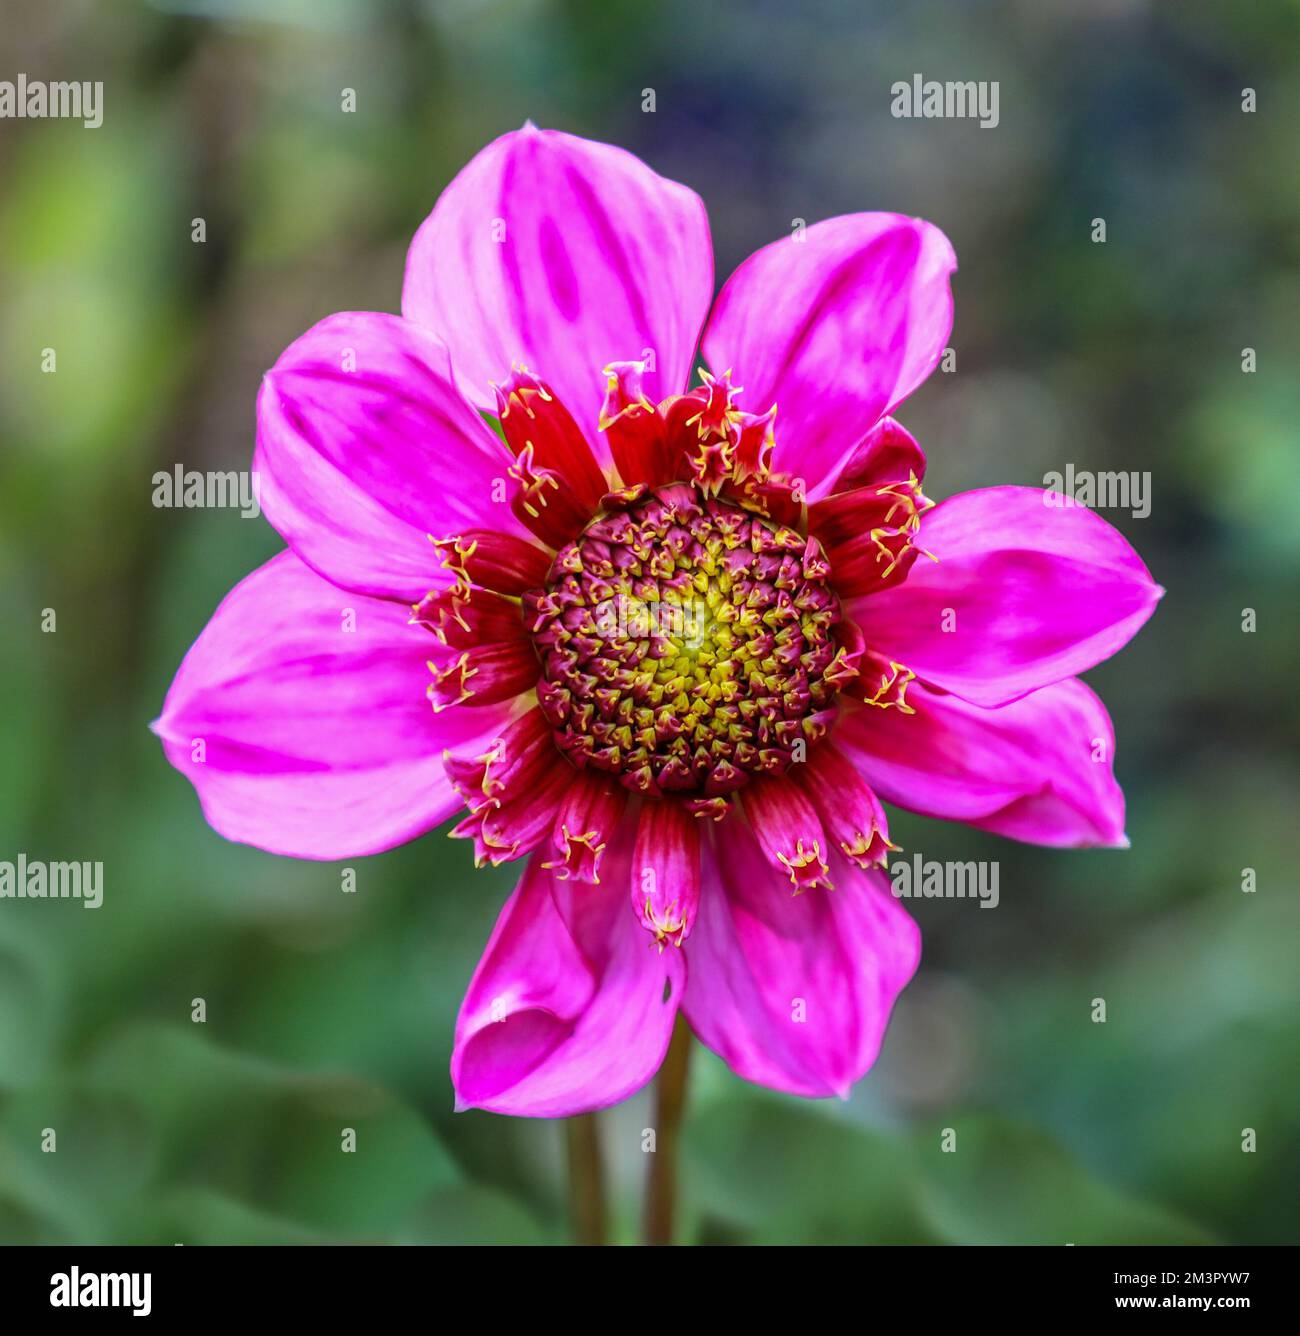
[[433, 530, 553, 599], [808, 470, 933, 599], [835, 679, 1128, 847], [448, 762, 570, 869], [452, 842, 683, 1117], [152, 551, 516, 859], [495, 366, 609, 512], [445, 708, 571, 868], [849, 486, 1163, 707], [791, 743, 895, 869], [426, 639, 540, 713], [631, 799, 702, 944], [739, 777, 833, 892], [541, 770, 626, 885], [599, 358, 676, 488], [702, 214, 955, 499], [830, 415, 928, 492], [683, 818, 920, 1098], [403, 124, 714, 438], [413, 583, 529, 650], [255, 311, 532, 602]]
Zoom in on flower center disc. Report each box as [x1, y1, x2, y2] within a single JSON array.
[[526, 482, 843, 799]]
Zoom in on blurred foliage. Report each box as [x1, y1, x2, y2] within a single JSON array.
[[0, 0, 1297, 1244]]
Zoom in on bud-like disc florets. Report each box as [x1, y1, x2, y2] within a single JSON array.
[[524, 482, 845, 800]]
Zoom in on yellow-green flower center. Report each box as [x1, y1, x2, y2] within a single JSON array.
[[524, 482, 847, 801]]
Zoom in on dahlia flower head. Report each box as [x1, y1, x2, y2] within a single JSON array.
[[155, 125, 1161, 1116]]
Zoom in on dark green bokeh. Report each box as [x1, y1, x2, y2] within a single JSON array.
[[1, 0, 1297, 1245]]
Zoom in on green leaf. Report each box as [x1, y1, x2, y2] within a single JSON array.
[[685, 1096, 938, 1244], [911, 1115, 1214, 1245]]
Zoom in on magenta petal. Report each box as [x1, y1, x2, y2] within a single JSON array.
[[403, 124, 714, 436], [452, 846, 684, 1117], [830, 415, 928, 491], [255, 311, 531, 601], [850, 486, 1163, 707], [152, 551, 516, 859], [683, 819, 920, 1099], [702, 213, 955, 498], [837, 678, 1128, 847]]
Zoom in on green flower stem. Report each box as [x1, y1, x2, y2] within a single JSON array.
[[644, 1013, 692, 1245], [565, 1113, 607, 1245]]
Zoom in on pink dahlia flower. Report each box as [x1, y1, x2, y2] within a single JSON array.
[[155, 125, 1161, 1116]]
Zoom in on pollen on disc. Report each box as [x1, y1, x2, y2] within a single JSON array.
[[524, 482, 845, 800]]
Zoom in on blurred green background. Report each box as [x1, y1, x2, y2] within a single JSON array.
[[1, 0, 1297, 1246]]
